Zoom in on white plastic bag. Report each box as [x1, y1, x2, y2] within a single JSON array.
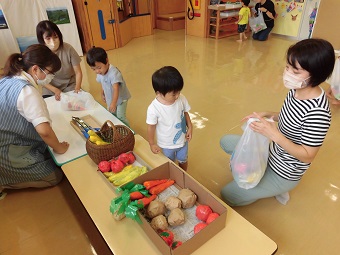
[[326, 57, 340, 100], [249, 11, 267, 34], [60, 91, 97, 111], [230, 118, 271, 189]]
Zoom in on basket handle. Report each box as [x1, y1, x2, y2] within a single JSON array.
[[100, 120, 116, 132]]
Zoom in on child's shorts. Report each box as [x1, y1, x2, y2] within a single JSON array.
[[238, 24, 247, 33], [162, 142, 188, 164]]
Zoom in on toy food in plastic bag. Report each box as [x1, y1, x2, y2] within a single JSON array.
[[60, 91, 97, 111], [230, 118, 271, 189], [326, 57, 340, 100], [249, 11, 267, 34]]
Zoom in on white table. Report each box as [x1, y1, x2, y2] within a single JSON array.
[[44, 96, 128, 166]]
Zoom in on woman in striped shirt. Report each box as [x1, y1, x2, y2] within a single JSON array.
[[220, 39, 335, 206]]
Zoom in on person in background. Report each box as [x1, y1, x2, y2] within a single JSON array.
[[0, 44, 70, 200], [235, 0, 251, 42], [252, 0, 276, 41], [36, 20, 82, 100], [219, 39, 335, 206], [86, 47, 131, 126], [146, 66, 193, 171]]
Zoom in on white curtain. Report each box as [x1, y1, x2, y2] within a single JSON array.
[[0, 0, 82, 68]]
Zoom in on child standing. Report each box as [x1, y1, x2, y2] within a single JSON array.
[[235, 0, 251, 42], [86, 47, 131, 125], [146, 66, 193, 171]]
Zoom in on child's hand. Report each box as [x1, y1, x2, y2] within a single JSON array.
[[109, 104, 117, 113], [150, 144, 161, 154], [186, 128, 193, 142]]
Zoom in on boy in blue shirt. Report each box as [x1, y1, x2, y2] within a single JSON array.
[[86, 47, 131, 125]]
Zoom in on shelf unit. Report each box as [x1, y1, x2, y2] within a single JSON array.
[[207, 4, 243, 39]]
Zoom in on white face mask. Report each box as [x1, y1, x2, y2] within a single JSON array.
[[35, 68, 55, 86], [283, 69, 310, 90], [46, 38, 60, 52]]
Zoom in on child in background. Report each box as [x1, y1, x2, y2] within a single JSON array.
[[235, 0, 251, 42], [146, 66, 193, 171], [86, 47, 131, 125]]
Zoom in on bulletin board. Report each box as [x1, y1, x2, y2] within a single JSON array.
[[271, 0, 305, 37], [312, 0, 340, 49]]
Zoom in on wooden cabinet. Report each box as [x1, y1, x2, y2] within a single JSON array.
[[207, 4, 242, 39]]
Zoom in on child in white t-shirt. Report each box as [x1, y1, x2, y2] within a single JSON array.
[[146, 66, 193, 171]]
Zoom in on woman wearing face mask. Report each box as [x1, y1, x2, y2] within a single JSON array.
[[219, 39, 335, 206], [36, 20, 82, 100], [0, 44, 69, 199]]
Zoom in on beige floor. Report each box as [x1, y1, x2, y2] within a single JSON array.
[[1, 29, 340, 255]]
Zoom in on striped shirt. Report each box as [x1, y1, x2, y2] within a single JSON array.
[[268, 89, 331, 181]]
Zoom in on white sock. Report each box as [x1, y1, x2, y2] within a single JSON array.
[[275, 192, 290, 205], [0, 191, 7, 200]]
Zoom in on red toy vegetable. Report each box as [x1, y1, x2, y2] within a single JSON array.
[[194, 222, 207, 234], [98, 161, 111, 172], [171, 241, 182, 250], [137, 194, 157, 207], [196, 205, 213, 222], [149, 180, 175, 195], [143, 179, 168, 190], [129, 191, 144, 201], [159, 230, 174, 246], [110, 159, 125, 173], [206, 212, 219, 224]]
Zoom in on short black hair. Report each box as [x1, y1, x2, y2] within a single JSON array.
[[242, 0, 250, 6], [86, 47, 108, 66], [287, 38, 335, 87], [152, 66, 184, 95], [36, 20, 63, 46]]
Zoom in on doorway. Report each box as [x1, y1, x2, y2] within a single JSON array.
[[85, 0, 118, 50]]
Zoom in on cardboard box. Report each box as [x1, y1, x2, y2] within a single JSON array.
[[128, 161, 228, 255]]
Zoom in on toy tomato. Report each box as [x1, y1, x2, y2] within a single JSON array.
[[171, 241, 182, 249], [159, 230, 174, 246], [194, 222, 207, 234], [196, 205, 213, 222], [206, 212, 219, 224], [110, 159, 125, 173], [126, 152, 136, 164], [118, 152, 136, 165], [98, 161, 111, 172]]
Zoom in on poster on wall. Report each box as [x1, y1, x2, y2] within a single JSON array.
[[0, 10, 8, 29], [46, 7, 70, 24], [272, 0, 305, 37], [16, 36, 39, 53]]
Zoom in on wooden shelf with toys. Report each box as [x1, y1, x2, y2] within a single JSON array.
[[207, 2, 252, 39]]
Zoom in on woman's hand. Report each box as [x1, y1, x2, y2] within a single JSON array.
[[248, 112, 279, 141], [54, 88, 62, 101], [53, 141, 70, 154]]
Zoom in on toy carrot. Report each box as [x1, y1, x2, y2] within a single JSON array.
[[129, 191, 144, 201], [149, 180, 175, 195], [143, 179, 168, 190], [137, 194, 157, 207]]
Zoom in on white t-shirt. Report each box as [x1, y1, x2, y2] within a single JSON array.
[[146, 94, 191, 149], [16, 72, 51, 127]]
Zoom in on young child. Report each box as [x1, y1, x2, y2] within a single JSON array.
[[235, 0, 251, 42], [146, 66, 193, 171], [86, 47, 131, 125]]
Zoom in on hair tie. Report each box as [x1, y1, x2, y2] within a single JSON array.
[[18, 53, 23, 61]]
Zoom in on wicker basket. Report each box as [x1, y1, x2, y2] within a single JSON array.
[[86, 120, 135, 164]]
